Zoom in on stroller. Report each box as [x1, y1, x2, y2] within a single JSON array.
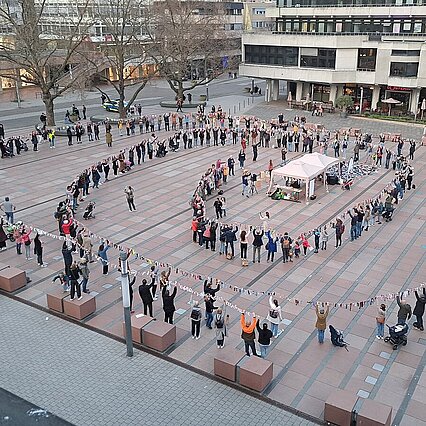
[[384, 323, 408, 350], [329, 325, 349, 351], [382, 206, 394, 222], [83, 201, 96, 220]]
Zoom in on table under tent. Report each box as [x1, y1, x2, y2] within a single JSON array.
[[267, 153, 341, 203]]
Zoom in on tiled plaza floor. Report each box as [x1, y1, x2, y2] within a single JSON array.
[[1, 108, 425, 425]]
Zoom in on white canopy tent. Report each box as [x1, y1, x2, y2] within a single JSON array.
[[301, 153, 340, 169], [268, 153, 340, 202]]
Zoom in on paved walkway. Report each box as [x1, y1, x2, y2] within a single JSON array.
[[0, 297, 317, 426]]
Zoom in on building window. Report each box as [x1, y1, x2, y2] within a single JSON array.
[[244, 45, 299, 66], [300, 48, 336, 69], [391, 50, 420, 56], [357, 48, 377, 71], [390, 62, 419, 77]]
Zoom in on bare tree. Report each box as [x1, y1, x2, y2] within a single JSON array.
[[147, 0, 231, 101], [91, 0, 150, 119], [0, 0, 97, 125]]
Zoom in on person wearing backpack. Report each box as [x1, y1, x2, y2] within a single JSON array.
[[256, 320, 273, 358], [190, 301, 202, 339], [280, 232, 292, 263], [214, 308, 229, 348], [241, 313, 258, 357], [267, 296, 283, 337]]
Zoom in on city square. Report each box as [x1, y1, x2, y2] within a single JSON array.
[[1, 0, 426, 424], [0, 75, 425, 425]]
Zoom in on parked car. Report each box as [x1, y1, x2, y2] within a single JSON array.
[[102, 99, 128, 113]]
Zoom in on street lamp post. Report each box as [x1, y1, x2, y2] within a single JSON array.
[[120, 251, 133, 357], [206, 83, 209, 101], [360, 86, 364, 114]]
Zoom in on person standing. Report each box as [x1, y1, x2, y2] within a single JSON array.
[[139, 278, 154, 317], [79, 257, 90, 293], [313, 229, 320, 253], [227, 156, 235, 176], [125, 186, 136, 211], [82, 105, 87, 120], [204, 293, 217, 329], [413, 289, 426, 331], [62, 241, 73, 276], [315, 304, 329, 344], [98, 242, 110, 275], [240, 229, 248, 262], [335, 218, 345, 248], [21, 228, 32, 260], [252, 142, 259, 162], [267, 296, 283, 337], [69, 261, 82, 301], [265, 230, 278, 262], [241, 313, 258, 357], [241, 172, 249, 197], [396, 296, 412, 325], [105, 131, 113, 147], [214, 308, 229, 348], [256, 320, 273, 358], [252, 228, 264, 263], [280, 232, 292, 263], [33, 233, 46, 267], [320, 226, 329, 250], [190, 301, 202, 339], [1, 197, 16, 224], [238, 150, 246, 169], [66, 127, 73, 146], [409, 140, 416, 160], [376, 304, 386, 339], [162, 283, 177, 324], [213, 198, 223, 219]]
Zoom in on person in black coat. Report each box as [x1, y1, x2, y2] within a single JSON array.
[[413, 288, 426, 331], [139, 278, 154, 317], [62, 241, 73, 276], [204, 279, 220, 297], [256, 321, 273, 358], [33, 233, 44, 266], [162, 284, 177, 324], [69, 261, 81, 300], [225, 226, 238, 258]]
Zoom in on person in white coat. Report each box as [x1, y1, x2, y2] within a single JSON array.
[[320, 225, 329, 251], [267, 295, 283, 337]]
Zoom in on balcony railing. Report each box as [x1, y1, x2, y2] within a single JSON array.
[[270, 30, 426, 37], [276, 1, 424, 8]]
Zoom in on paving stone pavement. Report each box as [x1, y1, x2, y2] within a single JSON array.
[[0, 297, 318, 426]]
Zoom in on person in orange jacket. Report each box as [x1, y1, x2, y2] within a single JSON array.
[[241, 313, 258, 356]]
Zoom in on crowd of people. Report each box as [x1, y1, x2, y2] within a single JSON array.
[[1, 101, 423, 363]]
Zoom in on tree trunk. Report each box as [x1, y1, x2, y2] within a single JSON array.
[[118, 80, 126, 119], [177, 81, 184, 101], [43, 93, 55, 126]]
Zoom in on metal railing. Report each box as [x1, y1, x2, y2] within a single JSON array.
[[270, 30, 426, 37], [276, 1, 424, 8]]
